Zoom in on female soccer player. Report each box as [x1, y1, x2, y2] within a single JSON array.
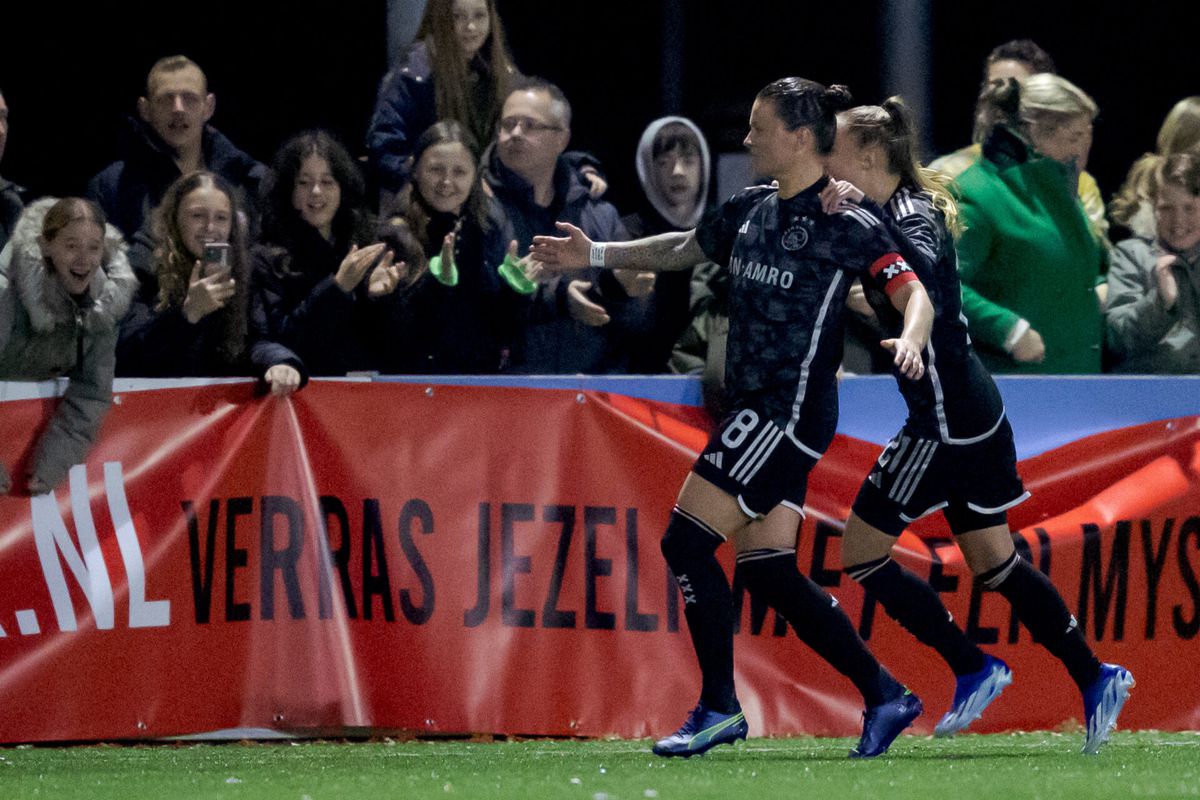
[[533, 77, 933, 759], [822, 97, 1133, 755]]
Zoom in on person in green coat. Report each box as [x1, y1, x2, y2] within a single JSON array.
[[955, 74, 1108, 374]]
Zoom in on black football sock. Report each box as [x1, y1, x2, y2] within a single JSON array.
[[737, 549, 903, 707], [848, 556, 987, 676], [661, 506, 738, 714], [982, 552, 1101, 690]]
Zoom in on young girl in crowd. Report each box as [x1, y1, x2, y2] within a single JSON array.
[[254, 130, 405, 376], [1110, 97, 1200, 241], [367, 0, 517, 196], [367, 0, 605, 202], [0, 198, 135, 494], [534, 77, 933, 760], [379, 120, 525, 374], [1106, 152, 1200, 373], [823, 97, 1132, 755], [117, 171, 304, 394]]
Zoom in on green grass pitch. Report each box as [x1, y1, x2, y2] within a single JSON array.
[[2, 732, 1197, 800]]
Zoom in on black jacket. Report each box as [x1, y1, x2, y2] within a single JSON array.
[[116, 227, 305, 382], [0, 175, 27, 253], [482, 147, 648, 374], [87, 117, 265, 238]]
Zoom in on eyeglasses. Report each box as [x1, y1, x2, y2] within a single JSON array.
[[499, 116, 564, 135]]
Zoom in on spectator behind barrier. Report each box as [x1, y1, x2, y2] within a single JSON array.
[[379, 120, 529, 374], [116, 171, 305, 395], [1110, 98, 1200, 242], [1, 89, 29, 253], [0, 198, 136, 495], [1106, 153, 1200, 373], [929, 40, 1109, 246], [87, 55, 266, 239], [482, 77, 650, 374], [253, 131, 406, 377], [622, 117, 716, 375], [366, 0, 607, 206], [366, 0, 517, 199], [954, 75, 1107, 375]]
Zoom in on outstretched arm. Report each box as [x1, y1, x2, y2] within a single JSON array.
[[883, 280, 932, 380], [531, 222, 707, 273]]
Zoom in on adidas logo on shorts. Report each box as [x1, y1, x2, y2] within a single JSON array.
[[703, 452, 724, 469]]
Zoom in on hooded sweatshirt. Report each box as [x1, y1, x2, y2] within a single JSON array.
[[621, 116, 713, 373], [0, 198, 137, 491]]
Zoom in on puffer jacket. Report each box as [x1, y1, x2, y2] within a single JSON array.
[[0, 198, 136, 492]]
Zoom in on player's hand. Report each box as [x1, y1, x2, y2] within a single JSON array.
[[1154, 254, 1179, 310], [614, 269, 656, 298], [881, 336, 925, 380], [264, 364, 302, 396], [820, 179, 865, 214], [531, 222, 593, 270], [1011, 327, 1045, 363], [567, 280, 611, 326], [182, 260, 236, 324]]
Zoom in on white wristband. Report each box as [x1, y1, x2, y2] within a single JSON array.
[[589, 241, 607, 268]]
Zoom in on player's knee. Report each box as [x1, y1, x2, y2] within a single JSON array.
[[661, 507, 724, 565]]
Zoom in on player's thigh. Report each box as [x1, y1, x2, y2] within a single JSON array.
[[676, 471, 755, 538], [732, 503, 802, 554], [956, 524, 1016, 574], [841, 511, 898, 567]]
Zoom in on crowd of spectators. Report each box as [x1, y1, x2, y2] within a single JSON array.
[[3, 0, 1200, 494]]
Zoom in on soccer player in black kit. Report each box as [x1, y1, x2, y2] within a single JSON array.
[[533, 78, 934, 759], [821, 97, 1134, 755]]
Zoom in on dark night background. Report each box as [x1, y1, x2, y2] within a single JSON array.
[[0, 1, 1193, 219]]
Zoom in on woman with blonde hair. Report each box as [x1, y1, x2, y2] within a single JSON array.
[[1110, 97, 1200, 240], [953, 74, 1108, 374]]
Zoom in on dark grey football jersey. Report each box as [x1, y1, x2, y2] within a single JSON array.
[[696, 178, 918, 456]]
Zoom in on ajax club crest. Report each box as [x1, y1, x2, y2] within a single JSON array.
[[781, 219, 809, 251]]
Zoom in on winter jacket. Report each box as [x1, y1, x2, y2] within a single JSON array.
[[1105, 237, 1200, 373], [0, 199, 136, 491], [87, 117, 265, 237], [482, 146, 646, 374], [621, 116, 713, 374], [375, 199, 523, 374], [954, 126, 1107, 374], [116, 226, 306, 382], [0, 175, 26, 253], [366, 41, 502, 194], [251, 223, 380, 376]]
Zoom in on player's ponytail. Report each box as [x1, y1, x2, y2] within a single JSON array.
[[839, 97, 963, 235]]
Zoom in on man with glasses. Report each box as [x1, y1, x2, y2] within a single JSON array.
[[88, 55, 265, 237], [483, 77, 652, 373]]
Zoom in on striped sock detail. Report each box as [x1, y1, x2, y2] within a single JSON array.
[[672, 505, 727, 541], [735, 547, 796, 565], [979, 552, 1020, 589]]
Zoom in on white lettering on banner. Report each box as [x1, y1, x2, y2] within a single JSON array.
[[31, 465, 115, 631], [29, 462, 169, 633], [105, 462, 170, 628]]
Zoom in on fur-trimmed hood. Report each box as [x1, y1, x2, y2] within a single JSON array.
[[2, 198, 136, 334]]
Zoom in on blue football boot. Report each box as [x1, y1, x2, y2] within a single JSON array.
[[652, 703, 749, 758], [850, 689, 923, 758], [934, 655, 1013, 737], [1082, 663, 1135, 755]]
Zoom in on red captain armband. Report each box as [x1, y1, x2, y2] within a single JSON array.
[[869, 253, 919, 295]]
